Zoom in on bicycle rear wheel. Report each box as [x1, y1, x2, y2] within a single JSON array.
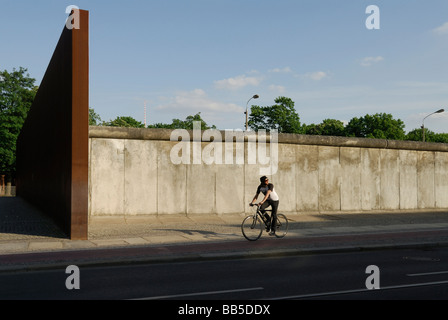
[[274, 214, 288, 238], [241, 215, 263, 241]]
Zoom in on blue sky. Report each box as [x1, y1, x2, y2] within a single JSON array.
[[2, 0, 448, 132]]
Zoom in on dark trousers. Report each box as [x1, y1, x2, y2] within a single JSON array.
[[260, 200, 279, 231]]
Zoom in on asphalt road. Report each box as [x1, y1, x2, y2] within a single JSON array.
[[1, 245, 448, 301]]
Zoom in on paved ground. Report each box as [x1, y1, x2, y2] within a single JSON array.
[[1, 197, 448, 271]]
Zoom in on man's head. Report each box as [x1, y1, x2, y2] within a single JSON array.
[[260, 176, 269, 184]]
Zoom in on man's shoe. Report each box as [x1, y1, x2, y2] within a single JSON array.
[[269, 231, 276, 236]]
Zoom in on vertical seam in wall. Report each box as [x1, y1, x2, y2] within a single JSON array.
[[88, 138, 91, 217], [294, 150, 297, 213], [397, 150, 400, 210], [339, 147, 342, 211], [398, 151, 402, 210], [156, 144, 159, 216], [416, 152, 419, 209], [379, 149, 382, 210], [123, 140, 126, 217], [434, 152, 436, 208], [244, 140, 246, 215], [214, 171, 217, 214], [317, 146, 320, 213], [358, 148, 361, 210]]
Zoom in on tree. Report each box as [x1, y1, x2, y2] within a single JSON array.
[[406, 128, 448, 143], [345, 113, 406, 140], [89, 108, 102, 125], [248, 96, 301, 133], [433, 133, 448, 143], [103, 116, 145, 128], [0, 67, 37, 181], [406, 128, 426, 142], [305, 119, 346, 136], [148, 112, 216, 130]]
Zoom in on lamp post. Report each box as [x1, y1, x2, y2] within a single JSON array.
[[245, 94, 259, 131], [421, 108, 444, 142]]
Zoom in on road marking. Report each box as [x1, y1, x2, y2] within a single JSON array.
[[270, 280, 448, 300], [407, 270, 448, 277], [134, 287, 264, 300]]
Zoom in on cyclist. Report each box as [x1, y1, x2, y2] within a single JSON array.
[[249, 176, 279, 235]]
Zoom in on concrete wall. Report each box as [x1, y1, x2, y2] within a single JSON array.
[[88, 126, 448, 217]]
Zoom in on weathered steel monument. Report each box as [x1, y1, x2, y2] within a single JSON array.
[[16, 9, 89, 240]]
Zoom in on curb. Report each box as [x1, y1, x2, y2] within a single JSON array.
[[2, 238, 448, 274]]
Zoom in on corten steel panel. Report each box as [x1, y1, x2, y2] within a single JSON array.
[[71, 10, 89, 240], [16, 10, 89, 240]]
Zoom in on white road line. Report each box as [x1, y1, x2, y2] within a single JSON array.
[[407, 270, 448, 277], [270, 280, 448, 300], [134, 287, 264, 300]]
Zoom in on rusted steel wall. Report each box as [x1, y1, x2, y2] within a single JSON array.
[[16, 10, 89, 240]]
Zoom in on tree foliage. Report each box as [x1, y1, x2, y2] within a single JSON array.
[[406, 128, 448, 143], [148, 112, 216, 130], [89, 108, 102, 125], [248, 96, 301, 133], [102, 116, 145, 128], [345, 113, 406, 140], [304, 119, 346, 136], [0, 67, 37, 179]]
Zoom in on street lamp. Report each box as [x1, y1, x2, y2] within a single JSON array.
[[421, 108, 444, 142], [245, 94, 259, 131]]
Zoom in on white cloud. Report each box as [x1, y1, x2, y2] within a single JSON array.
[[269, 84, 286, 93], [303, 71, 329, 81], [155, 89, 243, 113], [214, 74, 262, 90], [433, 22, 448, 35], [360, 56, 384, 67], [268, 67, 292, 73]]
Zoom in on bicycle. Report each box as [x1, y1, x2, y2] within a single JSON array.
[[241, 204, 288, 241]]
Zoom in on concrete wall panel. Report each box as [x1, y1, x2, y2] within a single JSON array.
[[418, 151, 435, 208], [275, 144, 296, 213], [89, 139, 125, 215], [296, 145, 319, 212], [157, 141, 187, 214], [435, 152, 448, 208], [361, 148, 381, 210], [318, 146, 340, 211], [88, 127, 448, 216], [380, 149, 400, 210], [124, 140, 158, 215], [186, 160, 216, 214], [216, 163, 244, 214], [399, 150, 418, 210], [340, 148, 361, 211]]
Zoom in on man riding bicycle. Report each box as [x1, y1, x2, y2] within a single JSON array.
[[250, 176, 279, 236]]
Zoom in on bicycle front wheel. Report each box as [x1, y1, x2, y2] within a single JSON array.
[[274, 214, 288, 238], [241, 215, 263, 241]]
